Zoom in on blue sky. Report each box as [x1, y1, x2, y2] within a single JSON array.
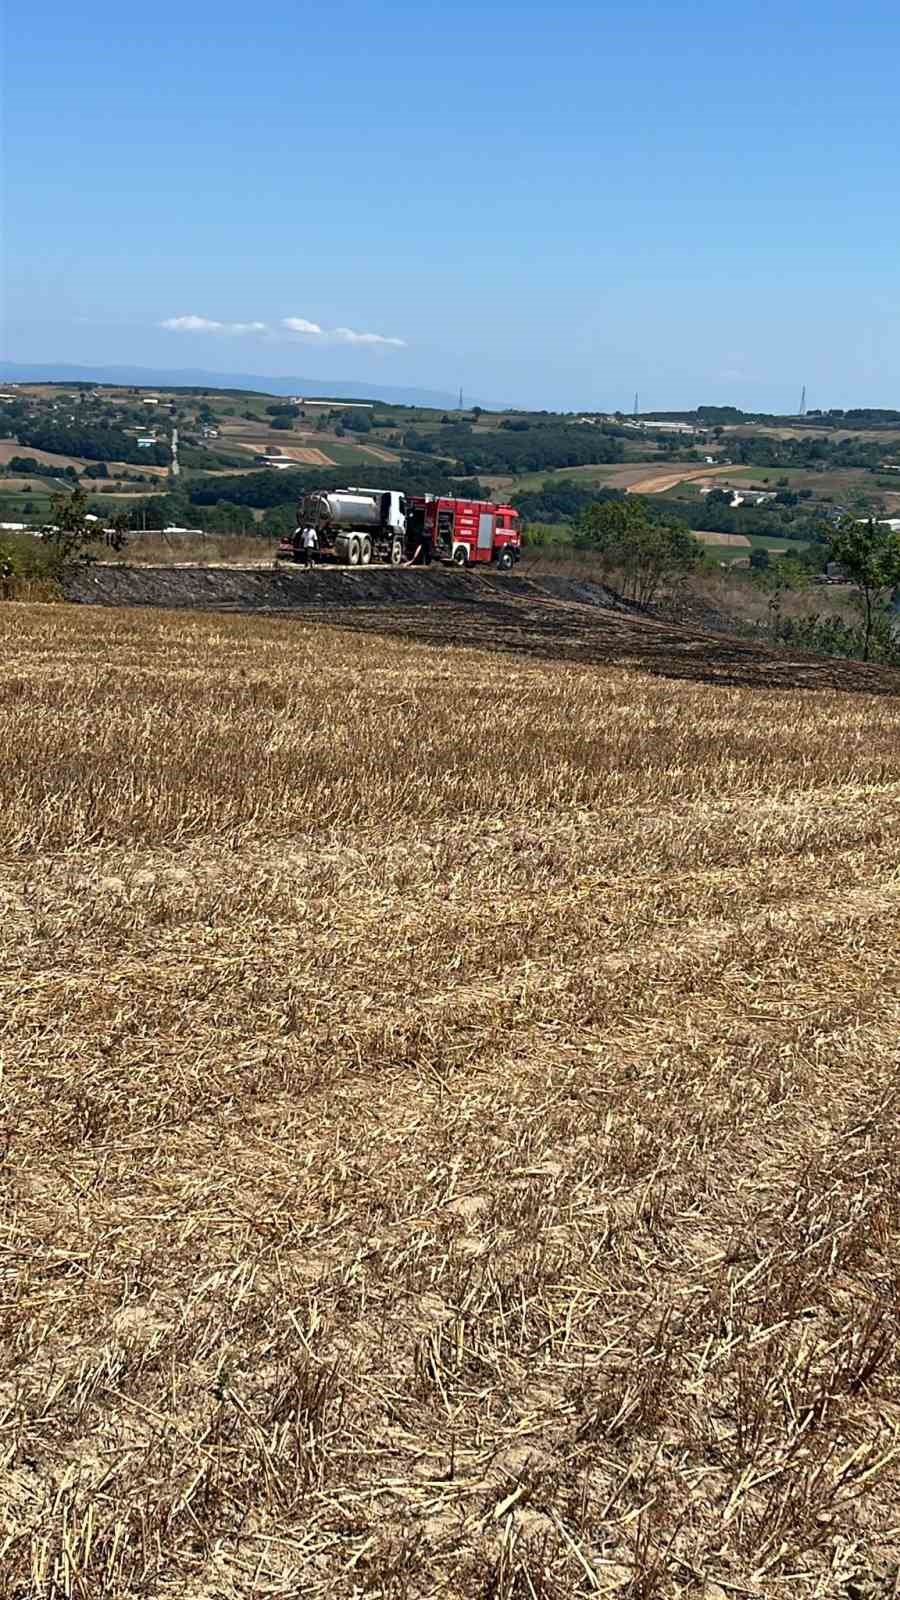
[[3, 0, 899, 410]]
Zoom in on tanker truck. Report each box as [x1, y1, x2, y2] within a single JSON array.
[[277, 487, 406, 566]]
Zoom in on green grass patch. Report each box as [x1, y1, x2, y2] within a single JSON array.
[[316, 441, 397, 468], [746, 534, 811, 552], [702, 545, 751, 564], [724, 464, 884, 499], [506, 463, 632, 494]]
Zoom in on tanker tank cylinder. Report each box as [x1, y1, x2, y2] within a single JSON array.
[[311, 492, 382, 529]]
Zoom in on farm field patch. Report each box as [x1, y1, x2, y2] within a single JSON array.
[[2, 588, 900, 1598]]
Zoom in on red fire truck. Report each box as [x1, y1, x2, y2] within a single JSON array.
[[406, 496, 522, 569]]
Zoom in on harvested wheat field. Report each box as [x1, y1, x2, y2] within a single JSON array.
[[689, 532, 752, 549], [2, 598, 900, 1600]]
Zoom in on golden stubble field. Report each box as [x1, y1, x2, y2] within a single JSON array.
[[2, 598, 900, 1599]]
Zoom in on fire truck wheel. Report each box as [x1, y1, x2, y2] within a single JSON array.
[[496, 548, 514, 571], [390, 537, 404, 566], [452, 545, 468, 567], [348, 536, 361, 566], [360, 536, 372, 565]]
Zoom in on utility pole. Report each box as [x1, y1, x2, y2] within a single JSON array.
[[799, 384, 807, 417], [170, 424, 180, 481], [458, 386, 464, 411], [633, 391, 639, 418]]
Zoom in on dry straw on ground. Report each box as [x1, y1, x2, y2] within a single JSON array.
[[2, 595, 900, 1599]]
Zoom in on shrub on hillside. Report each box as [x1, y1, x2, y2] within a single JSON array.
[[0, 532, 62, 599]]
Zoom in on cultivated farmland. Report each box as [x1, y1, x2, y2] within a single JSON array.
[[2, 597, 900, 1599]]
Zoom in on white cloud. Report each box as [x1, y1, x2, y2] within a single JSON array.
[[160, 313, 406, 348], [332, 326, 406, 347], [281, 317, 323, 335], [161, 315, 268, 335], [281, 316, 405, 347]]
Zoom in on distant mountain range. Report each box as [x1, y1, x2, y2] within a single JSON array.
[[0, 361, 497, 410]]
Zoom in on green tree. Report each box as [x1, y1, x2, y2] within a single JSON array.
[[45, 486, 98, 565], [705, 487, 732, 509], [341, 409, 371, 433], [573, 498, 703, 605], [828, 517, 900, 661], [752, 553, 811, 632]]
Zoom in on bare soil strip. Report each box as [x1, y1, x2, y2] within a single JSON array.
[[625, 464, 737, 494], [691, 531, 752, 547]]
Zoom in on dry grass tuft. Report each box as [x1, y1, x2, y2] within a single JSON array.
[[1, 597, 900, 1597]]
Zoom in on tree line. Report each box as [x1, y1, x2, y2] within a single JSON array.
[[116, 459, 490, 535], [12, 418, 171, 468], [512, 479, 827, 542], [186, 460, 487, 510], [402, 421, 625, 475], [727, 434, 889, 471], [642, 405, 900, 430]]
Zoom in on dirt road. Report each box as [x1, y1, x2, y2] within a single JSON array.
[[624, 463, 737, 494]]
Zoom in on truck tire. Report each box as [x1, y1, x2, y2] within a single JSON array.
[[360, 536, 372, 565], [452, 545, 469, 567], [496, 547, 514, 571], [390, 537, 404, 566], [348, 536, 361, 566]]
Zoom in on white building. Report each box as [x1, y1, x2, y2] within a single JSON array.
[[299, 398, 372, 409]]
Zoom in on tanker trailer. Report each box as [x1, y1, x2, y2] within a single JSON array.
[[277, 488, 407, 566]]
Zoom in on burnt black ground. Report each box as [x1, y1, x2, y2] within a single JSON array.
[[63, 563, 626, 613], [60, 562, 900, 697]]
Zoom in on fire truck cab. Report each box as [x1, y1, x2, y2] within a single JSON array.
[[407, 496, 522, 570]]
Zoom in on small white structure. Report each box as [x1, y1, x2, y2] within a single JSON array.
[[300, 398, 373, 409]]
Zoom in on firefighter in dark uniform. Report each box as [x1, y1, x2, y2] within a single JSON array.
[[405, 527, 433, 566]]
